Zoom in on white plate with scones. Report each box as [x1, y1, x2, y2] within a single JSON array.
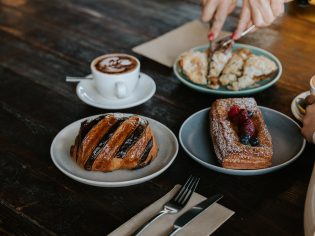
[[50, 113, 178, 187], [179, 98, 305, 176], [174, 43, 282, 95]]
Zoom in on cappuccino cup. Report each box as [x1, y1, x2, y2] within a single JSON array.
[[91, 53, 140, 99]]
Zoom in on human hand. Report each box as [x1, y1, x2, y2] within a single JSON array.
[[201, 0, 237, 40], [302, 101, 315, 143], [233, 0, 288, 39], [305, 94, 315, 106]]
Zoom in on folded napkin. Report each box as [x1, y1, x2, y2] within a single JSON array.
[[132, 20, 229, 68], [109, 185, 234, 236]]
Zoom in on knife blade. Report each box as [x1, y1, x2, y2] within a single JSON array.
[[168, 194, 223, 236]]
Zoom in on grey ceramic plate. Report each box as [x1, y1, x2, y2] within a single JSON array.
[[179, 107, 306, 176], [173, 43, 282, 96], [51, 114, 178, 187]]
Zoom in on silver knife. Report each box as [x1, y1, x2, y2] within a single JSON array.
[[168, 194, 223, 236]]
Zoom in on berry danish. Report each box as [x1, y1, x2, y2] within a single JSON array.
[[210, 98, 273, 169]]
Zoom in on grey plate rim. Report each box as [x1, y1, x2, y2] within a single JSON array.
[[179, 106, 306, 176], [50, 114, 178, 187], [173, 43, 282, 95]]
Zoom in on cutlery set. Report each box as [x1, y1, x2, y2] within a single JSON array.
[[132, 176, 223, 236]]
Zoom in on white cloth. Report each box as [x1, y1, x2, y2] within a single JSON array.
[[304, 164, 315, 236]]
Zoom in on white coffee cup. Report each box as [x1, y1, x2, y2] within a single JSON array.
[[310, 75, 315, 95], [91, 53, 140, 99]]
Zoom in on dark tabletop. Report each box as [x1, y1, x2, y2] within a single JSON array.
[[1, 0, 315, 235]]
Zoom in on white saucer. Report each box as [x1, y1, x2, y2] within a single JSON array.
[[50, 114, 178, 187], [291, 91, 310, 122], [76, 73, 156, 110]]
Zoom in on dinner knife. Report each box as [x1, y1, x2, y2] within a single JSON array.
[[168, 194, 223, 236]]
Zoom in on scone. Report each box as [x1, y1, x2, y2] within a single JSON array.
[[178, 51, 208, 85], [243, 54, 277, 79], [222, 48, 252, 77], [219, 48, 252, 86], [210, 98, 273, 169], [179, 45, 278, 91], [208, 42, 233, 89], [228, 75, 256, 91], [70, 114, 158, 172]]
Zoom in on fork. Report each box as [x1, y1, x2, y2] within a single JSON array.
[[132, 175, 200, 236], [214, 25, 256, 50]]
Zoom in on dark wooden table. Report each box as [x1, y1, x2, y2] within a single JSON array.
[[1, 1, 315, 235]]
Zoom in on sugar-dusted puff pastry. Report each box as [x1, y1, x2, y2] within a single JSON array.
[[70, 114, 158, 172], [209, 98, 273, 169]]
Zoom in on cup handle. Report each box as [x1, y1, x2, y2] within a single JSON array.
[[115, 82, 127, 98]]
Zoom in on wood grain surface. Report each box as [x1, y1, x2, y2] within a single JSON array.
[[1, 0, 315, 235]]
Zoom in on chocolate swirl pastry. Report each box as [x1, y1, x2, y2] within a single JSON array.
[[70, 114, 158, 172], [95, 56, 137, 74]]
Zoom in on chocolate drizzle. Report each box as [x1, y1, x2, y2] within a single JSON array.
[[80, 116, 105, 143], [115, 122, 148, 158], [84, 118, 126, 170], [136, 138, 153, 168], [71, 116, 104, 161]]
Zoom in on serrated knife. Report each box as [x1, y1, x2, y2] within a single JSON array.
[[168, 194, 223, 236]]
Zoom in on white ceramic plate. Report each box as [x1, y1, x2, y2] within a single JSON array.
[[179, 107, 306, 176], [174, 43, 282, 95], [50, 114, 178, 187], [76, 73, 156, 110], [291, 91, 310, 122]]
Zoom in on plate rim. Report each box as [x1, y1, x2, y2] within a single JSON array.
[[50, 114, 178, 187], [173, 43, 283, 95], [76, 72, 156, 110], [179, 106, 306, 176]]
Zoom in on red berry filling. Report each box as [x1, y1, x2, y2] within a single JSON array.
[[240, 119, 255, 137], [228, 105, 259, 146], [228, 105, 240, 119]]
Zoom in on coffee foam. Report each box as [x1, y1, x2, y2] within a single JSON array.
[[95, 55, 137, 74]]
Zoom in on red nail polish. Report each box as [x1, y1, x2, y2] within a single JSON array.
[[231, 32, 236, 40], [208, 32, 214, 41]]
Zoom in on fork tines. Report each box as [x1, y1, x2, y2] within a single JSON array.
[[173, 175, 200, 206]]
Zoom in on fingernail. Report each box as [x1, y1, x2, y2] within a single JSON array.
[[231, 32, 237, 40], [208, 32, 214, 41]]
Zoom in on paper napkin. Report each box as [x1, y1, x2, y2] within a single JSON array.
[[132, 20, 229, 67], [109, 185, 234, 236]]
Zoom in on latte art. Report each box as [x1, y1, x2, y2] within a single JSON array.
[[95, 56, 137, 74]]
